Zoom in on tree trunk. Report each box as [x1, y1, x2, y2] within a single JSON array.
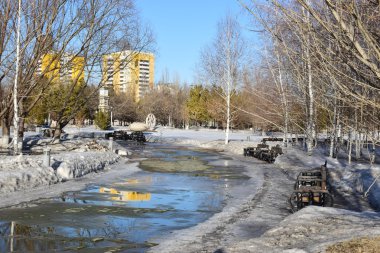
[[369, 142, 376, 165], [18, 100, 25, 151], [305, 1, 315, 155], [348, 129, 352, 164], [225, 92, 230, 145], [354, 110, 361, 160], [279, 60, 289, 147], [329, 94, 338, 158], [52, 121, 67, 141], [13, 0, 22, 154], [271, 43, 289, 147], [355, 132, 361, 160], [329, 130, 335, 158], [53, 127, 62, 140], [225, 41, 231, 145], [18, 115, 24, 151], [1, 117, 10, 148]]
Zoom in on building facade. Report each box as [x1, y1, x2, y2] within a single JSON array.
[[36, 52, 85, 83], [102, 50, 154, 101]]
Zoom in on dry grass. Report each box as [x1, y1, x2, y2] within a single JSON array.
[[325, 236, 380, 253]]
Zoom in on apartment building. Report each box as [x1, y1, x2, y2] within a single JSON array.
[[36, 52, 85, 83], [102, 50, 154, 101]]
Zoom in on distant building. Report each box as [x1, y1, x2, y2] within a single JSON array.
[[155, 83, 177, 94], [102, 50, 154, 101], [36, 52, 85, 83]]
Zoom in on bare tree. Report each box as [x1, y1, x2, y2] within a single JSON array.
[[239, 0, 380, 162], [201, 15, 245, 144], [0, 0, 155, 149]]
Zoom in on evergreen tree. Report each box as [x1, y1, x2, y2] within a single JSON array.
[[94, 111, 110, 130], [186, 85, 210, 125]]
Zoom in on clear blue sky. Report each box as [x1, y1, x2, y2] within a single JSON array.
[[135, 0, 255, 84]]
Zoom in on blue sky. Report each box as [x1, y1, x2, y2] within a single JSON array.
[[135, 0, 255, 84]]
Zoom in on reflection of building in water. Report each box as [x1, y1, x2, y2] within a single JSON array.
[[125, 179, 139, 184], [113, 177, 153, 186], [99, 187, 151, 202]]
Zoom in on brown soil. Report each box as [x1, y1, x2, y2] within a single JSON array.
[[325, 236, 380, 253]]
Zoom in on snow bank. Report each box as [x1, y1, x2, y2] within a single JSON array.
[[0, 155, 59, 193], [0, 139, 120, 194], [227, 206, 380, 253], [55, 152, 119, 180]]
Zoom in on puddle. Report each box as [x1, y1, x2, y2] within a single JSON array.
[[0, 144, 250, 252], [138, 144, 249, 180]]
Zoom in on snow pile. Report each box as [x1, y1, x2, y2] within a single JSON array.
[[0, 140, 119, 194], [55, 152, 119, 180], [227, 206, 380, 253], [0, 155, 59, 194], [75, 140, 109, 152]]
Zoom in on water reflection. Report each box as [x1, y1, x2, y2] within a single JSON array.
[[0, 221, 63, 253], [0, 220, 152, 252], [0, 145, 250, 252], [113, 176, 153, 186], [99, 187, 151, 202]]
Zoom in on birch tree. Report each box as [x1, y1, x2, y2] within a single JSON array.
[[201, 15, 245, 144], [239, 0, 379, 162], [0, 0, 154, 149]]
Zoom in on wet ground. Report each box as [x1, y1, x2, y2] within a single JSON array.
[[0, 144, 252, 252]]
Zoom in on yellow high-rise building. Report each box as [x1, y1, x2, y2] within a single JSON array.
[[102, 50, 154, 101], [37, 52, 85, 83]]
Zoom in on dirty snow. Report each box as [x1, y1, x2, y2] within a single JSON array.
[[0, 140, 119, 194], [0, 125, 379, 253], [0, 128, 130, 200], [227, 206, 380, 253]]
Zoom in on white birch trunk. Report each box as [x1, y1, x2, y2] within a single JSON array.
[[329, 95, 337, 158], [225, 60, 231, 145], [305, 1, 315, 155], [348, 129, 352, 164], [354, 111, 361, 160], [305, 63, 315, 154], [1, 117, 10, 148], [224, 22, 232, 145], [355, 133, 361, 160], [13, 0, 22, 154], [225, 93, 230, 145], [277, 52, 289, 147]]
